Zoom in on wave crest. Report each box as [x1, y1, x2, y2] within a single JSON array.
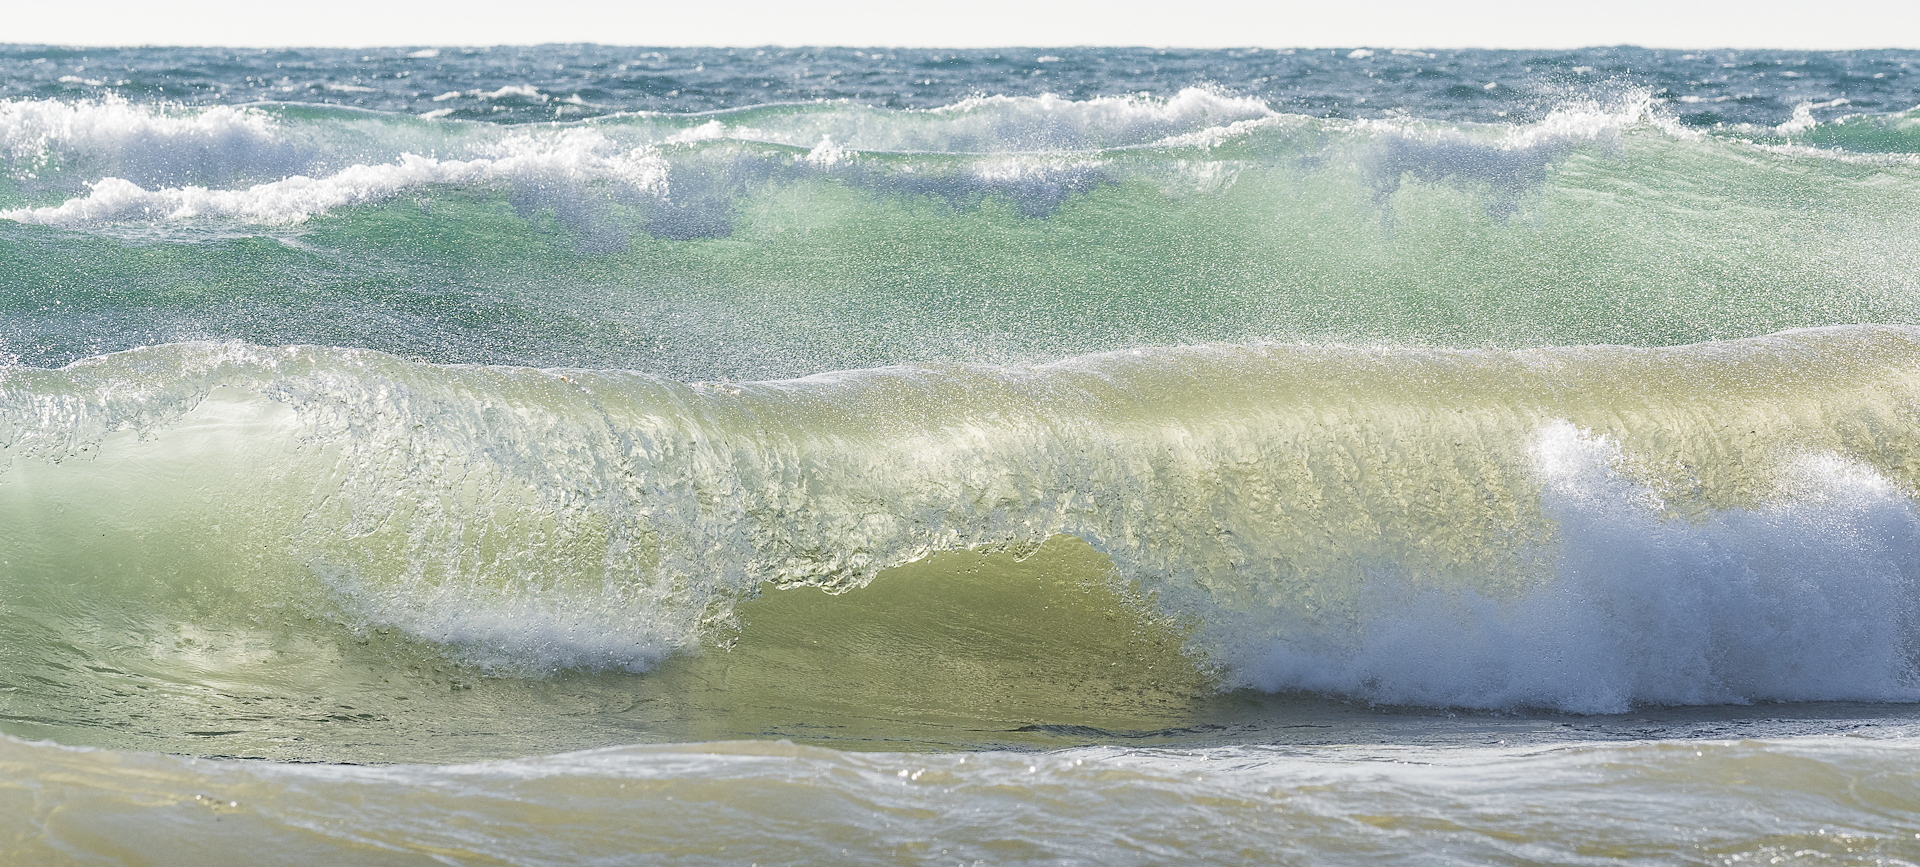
[[6, 328, 1920, 708]]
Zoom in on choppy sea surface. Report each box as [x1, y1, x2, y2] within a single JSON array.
[[4, 44, 1920, 864]]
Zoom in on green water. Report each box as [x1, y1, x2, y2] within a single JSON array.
[[7, 81, 1920, 865], [6, 112, 1919, 376]]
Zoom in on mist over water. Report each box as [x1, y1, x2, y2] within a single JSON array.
[[4, 45, 1920, 864]]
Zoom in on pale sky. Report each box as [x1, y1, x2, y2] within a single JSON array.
[[7, 0, 1918, 49]]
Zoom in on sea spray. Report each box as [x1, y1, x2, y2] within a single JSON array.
[[6, 47, 1920, 861], [6, 328, 1920, 712], [6, 90, 1917, 377]]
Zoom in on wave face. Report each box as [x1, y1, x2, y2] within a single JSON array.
[[4, 328, 1920, 746], [4, 49, 1920, 767]]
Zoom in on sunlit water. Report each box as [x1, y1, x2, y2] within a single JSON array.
[[4, 45, 1920, 864]]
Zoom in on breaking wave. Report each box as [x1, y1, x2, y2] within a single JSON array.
[[6, 327, 1920, 712]]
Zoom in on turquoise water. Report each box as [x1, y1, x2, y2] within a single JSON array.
[[4, 46, 1920, 864]]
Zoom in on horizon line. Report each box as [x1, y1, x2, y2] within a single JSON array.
[[6, 42, 1918, 52]]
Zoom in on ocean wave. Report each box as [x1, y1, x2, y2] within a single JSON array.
[[0, 96, 317, 192], [5, 328, 1920, 710], [0, 129, 668, 227], [1356, 94, 1650, 217], [0, 89, 1264, 229], [2, 87, 1912, 242], [1, 96, 280, 164], [3, 97, 1917, 380], [1242, 425, 1920, 712]]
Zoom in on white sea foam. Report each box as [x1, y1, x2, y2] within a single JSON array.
[[1, 97, 276, 161], [0, 129, 668, 226], [1239, 422, 1920, 713], [477, 84, 547, 101], [647, 87, 1279, 154], [663, 118, 769, 144], [322, 568, 690, 674], [802, 134, 850, 166], [0, 88, 1726, 237], [1146, 116, 1290, 150], [1, 97, 292, 185], [1774, 98, 1851, 135], [0, 90, 1281, 229], [1359, 93, 1653, 216], [921, 87, 1277, 151]]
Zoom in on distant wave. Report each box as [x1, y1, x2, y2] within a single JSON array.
[[8, 87, 1896, 233]]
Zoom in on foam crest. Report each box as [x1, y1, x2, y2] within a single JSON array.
[[1774, 99, 1853, 135], [1359, 94, 1650, 217], [0, 129, 667, 226], [920, 87, 1277, 151], [646, 87, 1276, 154], [1771, 105, 1920, 158], [1, 97, 279, 165], [1512, 91, 1657, 145], [1, 97, 311, 191], [1146, 116, 1291, 150], [1239, 423, 1920, 713]]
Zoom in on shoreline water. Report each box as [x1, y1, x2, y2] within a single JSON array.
[[7, 728, 1920, 864]]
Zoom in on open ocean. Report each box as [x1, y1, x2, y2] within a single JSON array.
[[4, 44, 1920, 864]]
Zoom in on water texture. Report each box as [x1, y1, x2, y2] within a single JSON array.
[[4, 45, 1920, 864]]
